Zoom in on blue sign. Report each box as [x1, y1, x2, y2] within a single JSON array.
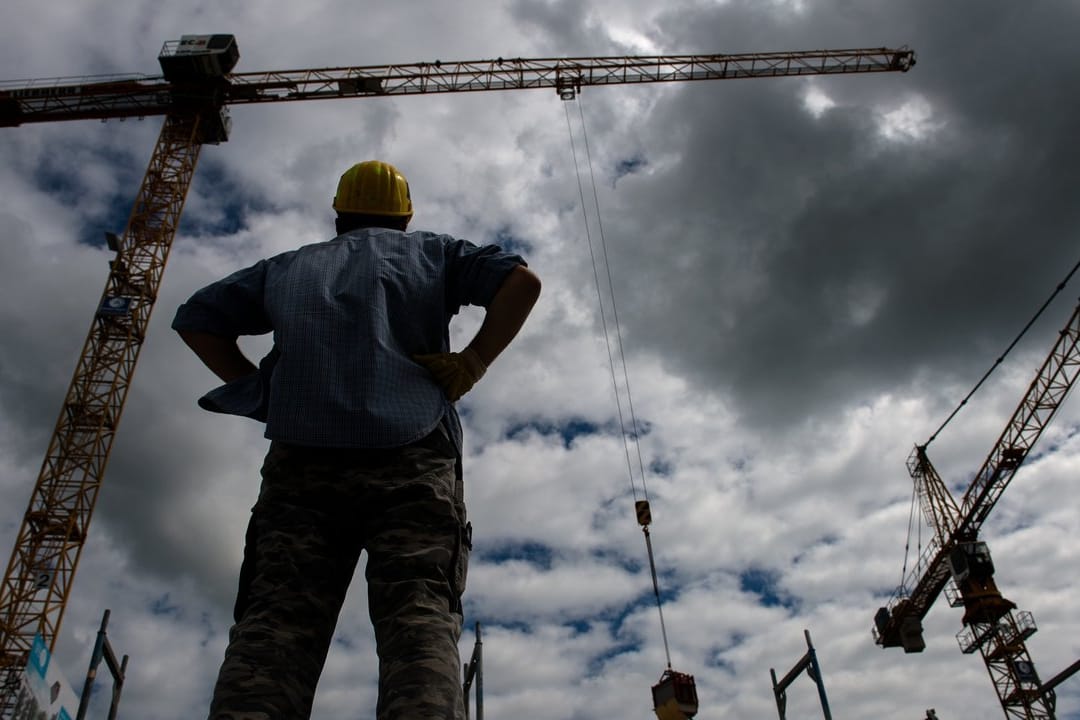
[[98, 296, 133, 317], [27, 633, 50, 678]]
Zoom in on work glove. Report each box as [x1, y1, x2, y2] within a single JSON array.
[[414, 347, 487, 402]]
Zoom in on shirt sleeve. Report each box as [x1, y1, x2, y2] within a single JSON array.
[[171, 260, 273, 337], [442, 238, 527, 310]]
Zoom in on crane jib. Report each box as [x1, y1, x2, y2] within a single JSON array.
[[0, 47, 914, 129]]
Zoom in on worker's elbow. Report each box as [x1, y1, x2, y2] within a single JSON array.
[[177, 328, 209, 344], [177, 328, 235, 352], [514, 265, 542, 300]]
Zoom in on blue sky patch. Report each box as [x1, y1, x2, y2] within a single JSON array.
[[705, 651, 737, 673], [586, 638, 643, 677], [564, 618, 591, 635], [590, 546, 642, 575], [792, 534, 840, 566], [199, 611, 217, 648], [334, 633, 357, 650], [739, 567, 796, 610], [33, 152, 137, 248], [610, 586, 680, 635], [465, 618, 533, 636], [185, 161, 252, 236], [150, 593, 180, 616], [649, 458, 674, 477], [490, 226, 534, 255], [614, 155, 647, 185], [82, 194, 134, 248], [504, 415, 654, 450], [476, 540, 554, 570], [505, 416, 605, 449]]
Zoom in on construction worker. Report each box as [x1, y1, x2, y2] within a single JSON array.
[[172, 160, 541, 720]]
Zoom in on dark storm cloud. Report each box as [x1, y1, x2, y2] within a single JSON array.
[[508, 0, 646, 55], [592, 0, 1080, 427]]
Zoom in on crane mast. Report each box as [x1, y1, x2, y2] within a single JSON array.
[[0, 35, 915, 716], [874, 301, 1080, 719]]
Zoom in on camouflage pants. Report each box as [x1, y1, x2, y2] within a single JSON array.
[[208, 430, 470, 720]]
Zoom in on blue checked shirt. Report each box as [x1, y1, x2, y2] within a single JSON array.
[[172, 228, 525, 450]]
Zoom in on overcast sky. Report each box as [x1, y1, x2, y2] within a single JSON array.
[[2, 1, 1079, 718]]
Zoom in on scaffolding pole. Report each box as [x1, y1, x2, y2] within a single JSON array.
[[75, 609, 128, 720], [770, 629, 832, 720], [462, 622, 483, 720]]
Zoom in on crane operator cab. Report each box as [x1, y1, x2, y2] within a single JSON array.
[[949, 541, 1017, 626], [159, 34, 239, 81], [157, 34, 240, 144], [652, 668, 699, 720]]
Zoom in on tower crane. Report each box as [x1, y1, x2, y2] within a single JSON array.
[[0, 34, 915, 716], [873, 300, 1080, 719]]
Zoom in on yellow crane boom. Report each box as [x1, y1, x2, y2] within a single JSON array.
[[0, 34, 915, 716]]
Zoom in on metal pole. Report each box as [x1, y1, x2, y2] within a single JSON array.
[[76, 610, 109, 720], [462, 622, 483, 720], [804, 630, 832, 720], [1040, 656, 1080, 715], [107, 653, 128, 720], [770, 629, 832, 720], [75, 609, 127, 720], [475, 622, 483, 720], [770, 667, 787, 719]]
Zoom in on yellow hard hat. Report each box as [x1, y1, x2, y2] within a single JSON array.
[[332, 160, 413, 219]]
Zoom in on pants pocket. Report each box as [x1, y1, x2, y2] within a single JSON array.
[[451, 521, 472, 613]]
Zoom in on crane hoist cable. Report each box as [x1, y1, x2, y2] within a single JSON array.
[[923, 253, 1080, 448], [562, 94, 675, 665], [898, 483, 922, 595], [563, 95, 700, 720], [562, 101, 649, 504]]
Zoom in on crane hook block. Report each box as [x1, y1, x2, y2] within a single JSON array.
[[636, 500, 652, 527], [652, 668, 699, 720]]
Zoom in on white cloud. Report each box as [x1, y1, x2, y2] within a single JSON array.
[[877, 94, 941, 143]]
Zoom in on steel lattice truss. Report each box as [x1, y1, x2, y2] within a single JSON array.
[[0, 48, 914, 126], [967, 611, 1053, 720], [883, 302, 1080, 624], [0, 114, 203, 717]]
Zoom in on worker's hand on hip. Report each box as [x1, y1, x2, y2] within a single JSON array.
[[414, 347, 487, 402]]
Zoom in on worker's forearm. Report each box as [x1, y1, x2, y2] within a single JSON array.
[[467, 266, 541, 366], [178, 330, 258, 383]]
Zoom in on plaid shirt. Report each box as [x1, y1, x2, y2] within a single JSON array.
[[172, 228, 525, 450]]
